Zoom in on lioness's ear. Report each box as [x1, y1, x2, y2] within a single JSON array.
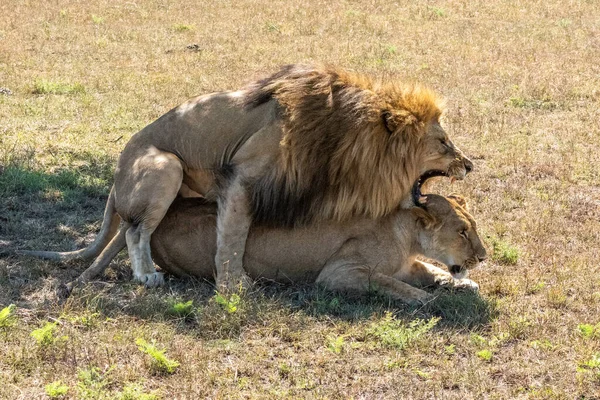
[[411, 207, 440, 230], [382, 109, 418, 135], [448, 194, 469, 210]]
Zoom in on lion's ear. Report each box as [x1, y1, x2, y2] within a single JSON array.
[[382, 109, 418, 135], [411, 207, 440, 230], [448, 194, 469, 210]]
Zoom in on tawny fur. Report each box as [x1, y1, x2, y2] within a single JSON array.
[[151, 194, 486, 304], [246, 64, 458, 226], [56, 194, 487, 304], [20, 64, 473, 290]]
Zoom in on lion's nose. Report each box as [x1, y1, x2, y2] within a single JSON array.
[[477, 255, 487, 263]]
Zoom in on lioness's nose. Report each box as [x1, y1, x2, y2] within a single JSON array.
[[465, 159, 473, 173], [477, 255, 487, 262]]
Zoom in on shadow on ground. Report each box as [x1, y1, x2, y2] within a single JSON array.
[[1, 161, 497, 340]]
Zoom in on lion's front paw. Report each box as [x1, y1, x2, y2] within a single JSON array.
[[137, 272, 165, 288], [453, 278, 479, 292]]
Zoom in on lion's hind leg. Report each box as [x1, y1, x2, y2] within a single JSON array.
[[116, 149, 183, 287]]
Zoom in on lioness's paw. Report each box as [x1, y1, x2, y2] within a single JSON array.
[[453, 278, 479, 292], [137, 272, 165, 288], [407, 288, 434, 305]]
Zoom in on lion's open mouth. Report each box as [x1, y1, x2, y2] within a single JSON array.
[[411, 170, 448, 205]]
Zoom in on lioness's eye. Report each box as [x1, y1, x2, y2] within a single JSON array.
[[459, 229, 468, 239]]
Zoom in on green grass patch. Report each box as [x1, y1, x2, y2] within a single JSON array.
[[367, 312, 438, 350], [168, 300, 195, 320], [91, 14, 104, 24], [423, 290, 497, 329], [118, 383, 159, 400], [32, 79, 85, 95], [326, 335, 346, 354], [172, 23, 194, 32], [135, 338, 180, 374], [477, 349, 493, 362], [0, 163, 112, 200], [30, 322, 59, 347], [578, 323, 600, 338], [214, 292, 242, 314], [0, 304, 17, 329], [45, 381, 70, 398], [77, 367, 111, 399], [490, 236, 519, 265]]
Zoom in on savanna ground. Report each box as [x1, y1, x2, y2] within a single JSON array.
[[1, 0, 599, 398]]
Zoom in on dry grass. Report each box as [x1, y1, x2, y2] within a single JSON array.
[[1, 0, 599, 398]]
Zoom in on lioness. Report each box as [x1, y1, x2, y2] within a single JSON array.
[[154, 193, 486, 303], [22, 64, 474, 291]]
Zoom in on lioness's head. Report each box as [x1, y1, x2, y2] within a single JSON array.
[[412, 194, 487, 279]]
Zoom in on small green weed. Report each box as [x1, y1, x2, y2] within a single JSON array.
[[530, 339, 556, 351], [91, 14, 104, 24], [168, 300, 195, 320], [135, 338, 180, 374], [77, 367, 111, 399], [429, 6, 446, 18], [118, 383, 159, 400], [278, 363, 291, 378], [477, 349, 493, 362], [558, 18, 572, 28], [367, 312, 439, 350], [264, 22, 281, 33], [490, 236, 519, 265], [578, 323, 600, 338], [45, 381, 69, 398], [526, 281, 546, 295], [413, 369, 430, 379], [0, 304, 17, 329], [508, 316, 531, 339], [32, 79, 85, 95], [214, 292, 241, 314], [470, 333, 487, 346], [326, 335, 345, 354], [69, 312, 100, 329], [172, 23, 194, 32], [577, 354, 600, 382], [31, 322, 59, 347], [547, 286, 568, 308]]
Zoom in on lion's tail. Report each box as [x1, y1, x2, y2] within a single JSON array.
[[18, 186, 121, 261]]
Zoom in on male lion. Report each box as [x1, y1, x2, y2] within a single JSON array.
[[22, 64, 474, 291]]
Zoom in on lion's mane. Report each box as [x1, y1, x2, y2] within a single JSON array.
[[244, 64, 445, 227]]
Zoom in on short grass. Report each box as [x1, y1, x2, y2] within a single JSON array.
[[1, 0, 599, 398]]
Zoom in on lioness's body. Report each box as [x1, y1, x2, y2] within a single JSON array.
[[22, 64, 474, 292], [149, 195, 486, 303]]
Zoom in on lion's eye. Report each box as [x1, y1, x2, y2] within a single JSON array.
[[459, 229, 468, 239], [439, 139, 450, 152]]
